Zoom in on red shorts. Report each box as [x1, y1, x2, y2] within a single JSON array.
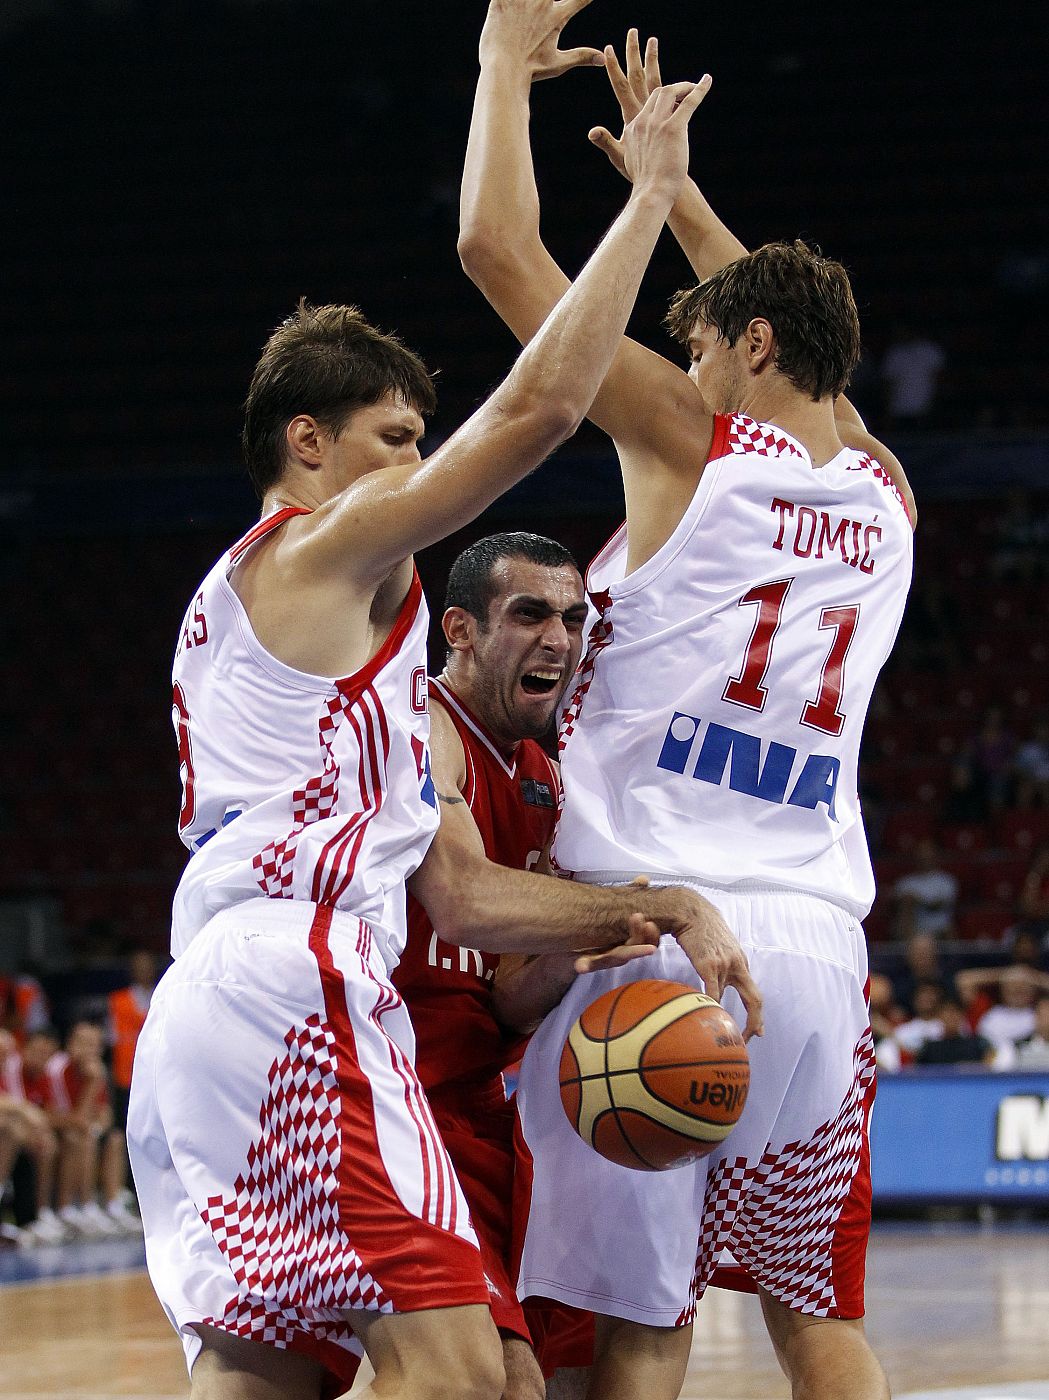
[[428, 1077, 530, 1342]]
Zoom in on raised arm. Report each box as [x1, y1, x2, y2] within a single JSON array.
[[302, 76, 710, 585], [458, 0, 713, 477], [594, 29, 917, 526]]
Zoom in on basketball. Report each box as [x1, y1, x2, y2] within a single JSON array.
[[559, 979, 750, 1171]]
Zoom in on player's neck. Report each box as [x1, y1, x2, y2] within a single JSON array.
[[435, 669, 520, 760], [739, 384, 843, 467]]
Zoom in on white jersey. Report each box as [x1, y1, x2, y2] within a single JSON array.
[[170, 508, 439, 968], [553, 413, 913, 917]]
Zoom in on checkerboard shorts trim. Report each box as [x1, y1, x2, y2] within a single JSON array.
[[197, 1014, 390, 1351], [680, 1027, 877, 1323]]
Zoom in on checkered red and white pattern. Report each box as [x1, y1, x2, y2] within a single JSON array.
[[199, 1013, 391, 1352], [558, 590, 613, 756], [726, 414, 807, 462], [681, 1027, 877, 1322]]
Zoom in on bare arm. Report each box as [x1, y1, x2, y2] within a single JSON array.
[[458, 0, 713, 480], [408, 717, 763, 1039], [298, 78, 708, 586], [595, 30, 917, 527]]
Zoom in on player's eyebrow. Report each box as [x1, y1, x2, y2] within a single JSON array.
[[509, 594, 587, 619]]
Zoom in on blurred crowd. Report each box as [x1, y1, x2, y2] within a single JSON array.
[[0, 952, 155, 1248]]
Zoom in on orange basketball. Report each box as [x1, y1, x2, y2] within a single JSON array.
[[559, 978, 750, 1171]]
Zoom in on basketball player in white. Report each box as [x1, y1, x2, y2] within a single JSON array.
[[460, 5, 916, 1398], [127, 53, 764, 1400]]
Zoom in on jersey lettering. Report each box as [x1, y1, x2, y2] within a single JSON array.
[[770, 498, 881, 573], [657, 712, 839, 819], [178, 592, 209, 654], [171, 683, 195, 832]]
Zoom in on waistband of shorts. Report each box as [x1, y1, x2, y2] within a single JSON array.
[[571, 870, 865, 917]]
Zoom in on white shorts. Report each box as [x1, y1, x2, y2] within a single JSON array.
[[128, 897, 489, 1392], [515, 884, 875, 1328]]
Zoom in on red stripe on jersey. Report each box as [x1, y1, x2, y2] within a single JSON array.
[[326, 690, 390, 907], [707, 411, 731, 465], [305, 906, 480, 1300], [227, 506, 311, 564], [312, 695, 378, 904]]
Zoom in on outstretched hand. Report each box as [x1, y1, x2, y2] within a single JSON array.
[[480, 0, 606, 83], [591, 29, 675, 179], [618, 76, 712, 205]]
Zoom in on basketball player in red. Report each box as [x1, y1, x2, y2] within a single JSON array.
[[394, 531, 599, 1400], [461, 5, 915, 1397], [128, 66, 761, 1400]]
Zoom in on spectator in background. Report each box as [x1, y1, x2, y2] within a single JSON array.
[[915, 998, 995, 1067], [894, 840, 958, 938], [0, 966, 51, 1043], [892, 981, 947, 1060], [1014, 719, 1049, 809], [2, 1028, 65, 1243], [880, 322, 945, 429], [104, 950, 156, 1232], [965, 707, 1016, 817], [957, 964, 1049, 1059], [869, 971, 907, 1071], [1015, 993, 1049, 1070], [48, 1021, 121, 1239], [896, 932, 949, 1015]]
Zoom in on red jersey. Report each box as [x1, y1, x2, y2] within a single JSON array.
[[394, 677, 559, 1092], [5, 1054, 55, 1111], [46, 1052, 110, 1117]]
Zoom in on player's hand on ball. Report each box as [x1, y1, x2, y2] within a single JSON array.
[[480, 0, 605, 83], [590, 28, 666, 178], [672, 898, 764, 1042]]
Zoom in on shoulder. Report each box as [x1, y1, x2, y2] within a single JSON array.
[[427, 697, 468, 793]]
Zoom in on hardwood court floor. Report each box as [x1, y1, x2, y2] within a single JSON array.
[[1, 1225, 1047, 1399]]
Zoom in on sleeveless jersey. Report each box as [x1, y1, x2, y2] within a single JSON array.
[[170, 509, 439, 969], [553, 413, 914, 918], [393, 677, 559, 1091]]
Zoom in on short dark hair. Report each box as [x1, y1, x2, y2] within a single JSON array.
[[241, 300, 437, 497], [665, 240, 861, 401], [444, 532, 579, 626]]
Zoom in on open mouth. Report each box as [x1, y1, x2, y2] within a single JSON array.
[[520, 670, 561, 696]]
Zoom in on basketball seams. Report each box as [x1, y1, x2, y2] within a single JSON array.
[[560, 979, 750, 1170]]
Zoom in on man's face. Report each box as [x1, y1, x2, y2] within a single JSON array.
[[686, 320, 749, 415], [22, 1034, 56, 1073], [68, 1022, 103, 1063], [323, 391, 425, 492], [458, 558, 586, 744]]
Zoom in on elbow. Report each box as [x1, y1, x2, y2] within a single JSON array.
[[457, 222, 503, 287]]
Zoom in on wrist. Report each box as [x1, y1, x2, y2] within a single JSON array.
[[478, 48, 535, 95], [628, 182, 677, 219]]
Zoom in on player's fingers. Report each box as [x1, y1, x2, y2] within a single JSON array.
[[589, 126, 626, 168], [558, 0, 596, 19], [559, 46, 606, 70], [643, 34, 662, 92], [732, 968, 765, 1041], [575, 944, 656, 975], [603, 45, 635, 113], [625, 27, 644, 92], [669, 74, 713, 123]]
